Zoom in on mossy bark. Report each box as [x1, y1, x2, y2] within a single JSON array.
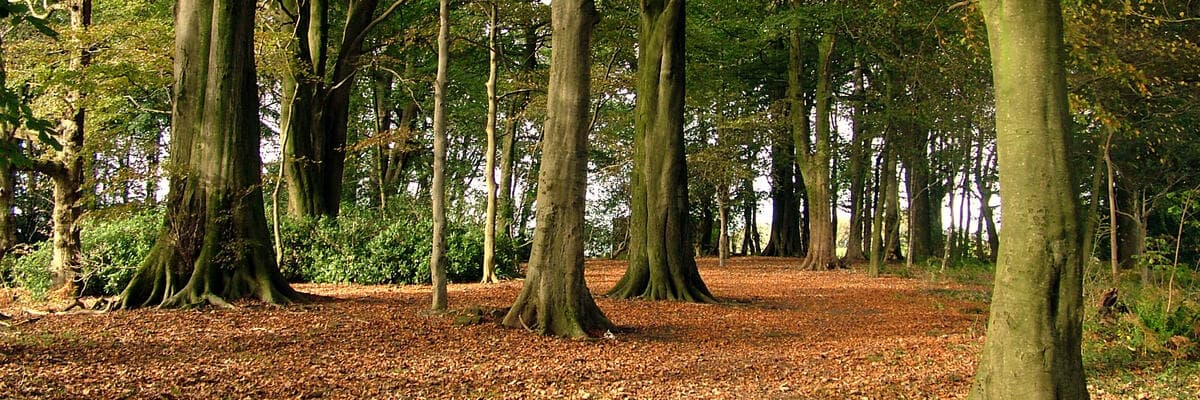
[[46, 0, 90, 295], [481, 3, 500, 284], [503, 0, 612, 338], [119, 0, 303, 309], [969, 0, 1088, 398], [608, 0, 715, 303]]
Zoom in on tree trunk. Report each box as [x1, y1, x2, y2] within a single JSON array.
[[869, 138, 893, 277], [0, 33, 16, 259], [502, 0, 613, 338], [120, 0, 303, 308], [902, 128, 935, 264], [497, 23, 540, 243], [481, 2, 501, 284], [608, 0, 715, 303], [883, 140, 902, 261], [793, 30, 838, 270], [696, 191, 715, 255], [48, 0, 90, 296], [280, 0, 382, 219], [842, 60, 869, 264], [970, 0, 1088, 397], [430, 0, 450, 311], [740, 178, 760, 255], [717, 185, 729, 267], [761, 129, 802, 257]]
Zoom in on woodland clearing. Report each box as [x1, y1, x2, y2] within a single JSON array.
[[0, 257, 1189, 399]]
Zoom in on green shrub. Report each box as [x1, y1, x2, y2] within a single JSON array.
[[277, 203, 517, 285], [0, 242, 54, 300]]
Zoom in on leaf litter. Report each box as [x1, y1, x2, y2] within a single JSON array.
[[0, 257, 997, 399]]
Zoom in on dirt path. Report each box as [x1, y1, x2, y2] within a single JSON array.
[[0, 257, 990, 399]]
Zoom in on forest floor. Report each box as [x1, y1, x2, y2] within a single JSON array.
[[0, 257, 1194, 399]]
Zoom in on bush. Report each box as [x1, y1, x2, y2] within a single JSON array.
[[277, 203, 517, 285], [0, 207, 162, 299], [0, 242, 54, 300]]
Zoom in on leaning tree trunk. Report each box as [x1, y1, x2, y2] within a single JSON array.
[[607, 0, 715, 303], [119, 0, 303, 309], [970, 0, 1088, 397], [761, 128, 802, 257], [792, 30, 838, 271], [502, 0, 613, 338], [429, 0, 450, 311]]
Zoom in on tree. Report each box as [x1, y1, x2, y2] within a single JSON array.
[[119, 0, 302, 308], [502, 0, 612, 338], [276, 0, 399, 219], [791, 29, 838, 271], [607, 0, 715, 303], [429, 0, 450, 311], [481, 1, 500, 284], [969, 0, 1087, 397]]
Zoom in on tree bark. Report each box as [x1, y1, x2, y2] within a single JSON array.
[[279, 0, 382, 219], [0, 33, 16, 260], [842, 60, 869, 264], [502, 0, 612, 338], [793, 31, 838, 270], [902, 127, 935, 264], [607, 0, 715, 303], [429, 0, 450, 311], [47, 0, 90, 295], [120, 0, 303, 309], [481, 2, 501, 284], [761, 128, 802, 257], [970, 0, 1088, 397], [740, 178, 760, 255]]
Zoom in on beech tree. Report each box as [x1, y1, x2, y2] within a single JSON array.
[[607, 0, 715, 303], [429, 0, 450, 311], [791, 29, 838, 270], [119, 0, 302, 308], [969, 0, 1087, 397], [502, 0, 612, 338]]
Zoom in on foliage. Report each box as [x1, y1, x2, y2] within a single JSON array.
[[0, 206, 161, 299], [277, 203, 517, 285]]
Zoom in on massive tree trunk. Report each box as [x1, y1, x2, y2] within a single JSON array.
[[792, 31, 838, 270], [279, 0, 384, 219], [842, 60, 869, 264], [502, 0, 613, 338], [607, 0, 714, 303], [120, 0, 303, 309], [970, 0, 1088, 397], [429, 0, 450, 311], [761, 128, 802, 257]]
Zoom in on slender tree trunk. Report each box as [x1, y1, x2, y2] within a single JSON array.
[[793, 31, 838, 270], [502, 0, 613, 338], [842, 60, 869, 264], [970, 0, 1087, 397], [717, 185, 729, 267], [883, 141, 902, 261], [869, 138, 892, 277], [429, 0, 450, 311], [497, 24, 539, 243], [120, 0, 303, 308], [481, 2, 501, 284], [608, 0, 714, 302]]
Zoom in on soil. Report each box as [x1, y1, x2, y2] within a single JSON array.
[[0, 257, 992, 399]]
